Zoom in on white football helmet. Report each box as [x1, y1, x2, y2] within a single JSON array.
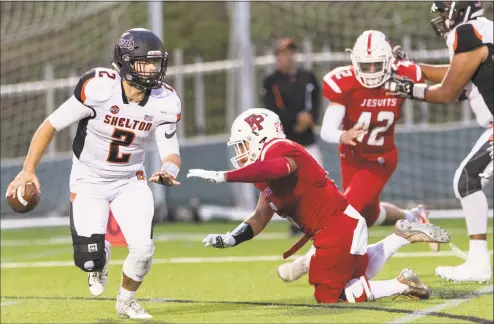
[[350, 30, 394, 88], [228, 108, 286, 169]]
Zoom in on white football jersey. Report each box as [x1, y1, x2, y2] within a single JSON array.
[[50, 67, 181, 179], [446, 17, 494, 127]]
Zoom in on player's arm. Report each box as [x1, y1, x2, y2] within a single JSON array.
[[320, 102, 365, 146], [392, 45, 450, 83], [150, 98, 182, 186], [187, 156, 297, 184], [6, 82, 95, 197], [386, 25, 489, 103], [421, 45, 488, 103], [417, 64, 450, 83], [201, 194, 275, 248]]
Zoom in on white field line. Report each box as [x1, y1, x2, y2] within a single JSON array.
[[2, 209, 492, 230], [2, 228, 491, 247], [0, 301, 21, 306], [1, 251, 493, 269], [388, 284, 494, 324], [1, 247, 70, 263]]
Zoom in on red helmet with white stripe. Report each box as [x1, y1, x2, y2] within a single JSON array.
[[350, 30, 394, 88]]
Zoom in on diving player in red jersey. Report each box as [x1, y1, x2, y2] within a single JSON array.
[[187, 108, 450, 304]]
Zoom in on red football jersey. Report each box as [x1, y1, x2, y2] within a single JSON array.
[[322, 62, 424, 160], [254, 138, 348, 235]]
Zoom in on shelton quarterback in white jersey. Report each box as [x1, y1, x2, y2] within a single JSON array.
[[6, 28, 181, 319]]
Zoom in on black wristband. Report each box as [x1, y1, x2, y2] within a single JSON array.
[[231, 222, 254, 246]]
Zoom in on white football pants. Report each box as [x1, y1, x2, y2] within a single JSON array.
[[69, 161, 154, 248]]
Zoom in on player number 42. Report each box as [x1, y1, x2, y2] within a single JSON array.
[[355, 111, 394, 146]]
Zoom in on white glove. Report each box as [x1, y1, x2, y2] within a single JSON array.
[[187, 169, 226, 183], [202, 233, 236, 248]]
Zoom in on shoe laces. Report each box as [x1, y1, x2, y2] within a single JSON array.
[[90, 271, 106, 281], [128, 300, 148, 315]]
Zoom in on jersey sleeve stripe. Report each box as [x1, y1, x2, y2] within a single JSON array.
[[323, 73, 342, 94], [416, 64, 423, 82], [80, 79, 91, 103], [453, 31, 458, 52], [473, 26, 483, 41], [73, 69, 96, 104]]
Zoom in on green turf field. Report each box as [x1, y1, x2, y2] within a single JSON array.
[[1, 218, 493, 323]]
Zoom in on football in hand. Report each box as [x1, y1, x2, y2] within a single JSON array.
[[7, 183, 40, 213]]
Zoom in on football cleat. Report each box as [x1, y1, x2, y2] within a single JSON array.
[[397, 268, 430, 299], [116, 298, 153, 319], [277, 256, 309, 282], [435, 258, 492, 283], [395, 219, 450, 244], [88, 241, 111, 296], [410, 205, 440, 252]]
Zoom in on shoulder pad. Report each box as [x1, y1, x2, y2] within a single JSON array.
[[452, 23, 484, 54], [322, 66, 355, 104], [394, 61, 424, 83], [74, 67, 119, 104], [155, 86, 182, 124], [260, 139, 296, 161]]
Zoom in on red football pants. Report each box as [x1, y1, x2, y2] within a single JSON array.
[[340, 149, 398, 226], [308, 213, 369, 303]]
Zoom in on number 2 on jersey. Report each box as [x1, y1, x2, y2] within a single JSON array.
[[107, 128, 135, 163], [355, 111, 394, 146]]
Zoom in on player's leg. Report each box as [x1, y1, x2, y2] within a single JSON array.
[[308, 216, 367, 304], [436, 128, 492, 283], [278, 156, 359, 282], [365, 220, 450, 279], [69, 188, 112, 297], [110, 177, 154, 319], [346, 222, 449, 301]]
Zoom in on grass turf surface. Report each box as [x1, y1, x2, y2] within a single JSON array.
[[1, 218, 493, 323]]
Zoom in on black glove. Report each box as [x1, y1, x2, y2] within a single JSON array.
[[383, 74, 428, 100], [392, 45, 411, 61]]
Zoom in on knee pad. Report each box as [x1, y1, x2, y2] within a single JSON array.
[[123, 244, 155, 282], [72, 233, 106, 272], [454, 168, 483, 199], [454, 142, 491, 199], [340, 276, 374, 303]]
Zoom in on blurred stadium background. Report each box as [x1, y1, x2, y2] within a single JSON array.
[[1, 1, 493, 227]]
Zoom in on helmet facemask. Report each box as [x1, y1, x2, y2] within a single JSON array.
[[351, 52, 393, 88], [228, 138, 256, 169], [124, 53, 168, 90]]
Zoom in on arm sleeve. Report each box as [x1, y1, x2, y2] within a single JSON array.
[[308, 72, 321, 121], [320, 103, 346, 143], [46, 95, 95, 131], [154, 123, 180, 160]]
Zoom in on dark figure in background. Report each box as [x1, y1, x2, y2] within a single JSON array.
[[261, 38, 322, 236]]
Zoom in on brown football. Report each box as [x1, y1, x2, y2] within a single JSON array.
[[7, 183, 40, 213]]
